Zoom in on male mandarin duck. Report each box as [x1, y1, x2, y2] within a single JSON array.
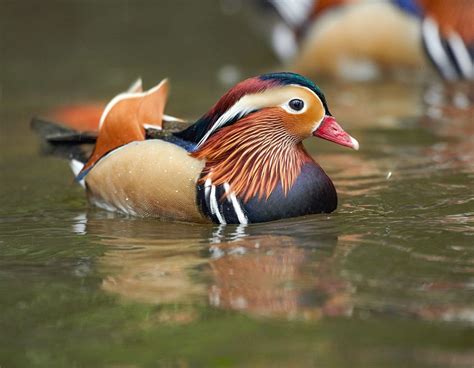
[[263, 0, 473, 80], [33, 72, 359, 224]]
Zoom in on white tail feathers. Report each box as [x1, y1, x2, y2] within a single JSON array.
[[69, 159, 86, 188]]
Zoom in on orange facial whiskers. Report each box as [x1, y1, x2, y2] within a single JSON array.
[[192, 109, 313, 202]]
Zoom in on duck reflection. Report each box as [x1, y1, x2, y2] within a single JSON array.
[[83, 215, 210, 306], [207, 234, 352, 319], [74, 212, 355, 320], [420, 82, 474, 171]]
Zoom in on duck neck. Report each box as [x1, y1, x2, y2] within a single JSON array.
[[191, 112, 313, 202]]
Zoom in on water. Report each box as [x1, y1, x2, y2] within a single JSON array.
[[1, 2, 473, 367]]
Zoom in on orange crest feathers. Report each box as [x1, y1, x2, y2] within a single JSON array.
[[81, 79, 169, 174]]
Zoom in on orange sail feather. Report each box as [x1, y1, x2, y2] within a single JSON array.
[[80, 79, 169, 175]]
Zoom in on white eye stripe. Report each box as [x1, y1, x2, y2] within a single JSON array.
[[197, 84, 324, 146], [196, 98, 257, 147]]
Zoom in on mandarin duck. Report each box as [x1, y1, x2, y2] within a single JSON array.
[[263, 0, 473, 80], [32, 72, 359, 224]]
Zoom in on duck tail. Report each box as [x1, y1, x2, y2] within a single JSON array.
[[30, 117, 97, 168], [31, 117, 97, 144]]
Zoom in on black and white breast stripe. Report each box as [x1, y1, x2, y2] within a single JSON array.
[[197, 179, 249, 225], [422, 17, 473, 81]]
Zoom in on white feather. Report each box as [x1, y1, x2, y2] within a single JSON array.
[[272, 22, 298, 62], [447, 32, 474, 80], [270, 0, 313, 28], [127, 77, 143, 93], [230, 193, 248, 225], [197, 100, 254, 147], [224, 182, 248, 225], [69, 159, 85, 188], [143, 124, 162, 130], [204, 178, 212, 208], [422, 17, 458, 80], [210, 185, 226, 224], [163, 114, 186, 123]]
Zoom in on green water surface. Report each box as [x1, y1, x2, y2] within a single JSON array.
[[1, 1, 473, 367]]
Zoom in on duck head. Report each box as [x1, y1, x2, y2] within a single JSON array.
[[176, 72, 358, 204], [178, 72, 358, 149]]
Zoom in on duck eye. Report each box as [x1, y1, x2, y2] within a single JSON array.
[[289, 98, 304, 111]]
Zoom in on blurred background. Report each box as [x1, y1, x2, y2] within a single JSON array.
[[0, 1, 473, 367]]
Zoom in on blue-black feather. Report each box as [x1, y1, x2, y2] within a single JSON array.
[[391, 0, 423, 17]]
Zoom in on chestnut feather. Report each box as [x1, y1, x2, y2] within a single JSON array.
[[192, 108, 313, 202]]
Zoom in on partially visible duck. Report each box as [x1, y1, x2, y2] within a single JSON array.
[[394, 0, 473, 80], [33, 72, 359, 224], [263, 0, 473, 80]]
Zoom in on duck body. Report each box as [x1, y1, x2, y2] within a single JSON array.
[[85, 139, 206, 222], [36, 72, 358, 224], [196, 161, 337, 224], [85, 139, 337, 224], [296, 1, 426, 79], [265, 0, 473, 80]]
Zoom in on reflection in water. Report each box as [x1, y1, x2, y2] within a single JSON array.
[[74, 212, 356, 321], [68, 80, 474, 325], [423, 82, 473, 118], [74, 209, 474, 326], [208, 235, 353, 319]]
